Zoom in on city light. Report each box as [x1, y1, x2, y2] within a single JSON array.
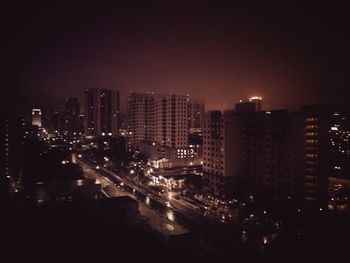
[[249, 96, 262, 101], [263, 236, 268, 245], [3, 4, 349, 260], [76, 179, 84, 186], [166, 211, 175, 221], [145, 196, 150, 205]]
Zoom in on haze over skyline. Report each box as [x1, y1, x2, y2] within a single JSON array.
[[4, 1, 349, 113]]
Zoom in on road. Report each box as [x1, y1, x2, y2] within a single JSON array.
[[77, 155, 244, 259], [76, 157, 188, 238]]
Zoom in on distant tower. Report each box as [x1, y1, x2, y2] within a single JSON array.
[[64, 97, 80, 134], [235, 97, 263, 113], [1, 116, 25, 193], [85, 88, 119, 136], [32, 109, 42, 127], [187, 99, 205, 130], [126, 92, 156, 144], [248, 96, 263, 111], [154, 94, 188, 148], [300, 105, 332, 207], [126, 92, 188, 148], [50, 109, 65, 133]]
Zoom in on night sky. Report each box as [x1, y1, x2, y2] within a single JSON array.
[[3, 1, 349, 113]]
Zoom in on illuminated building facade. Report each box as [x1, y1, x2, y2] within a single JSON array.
[[154, 94, 188, 148], [32, 108, 42, 127], [235, 96, 263, 113], [127, 92, 188, 149], [328, 110, 350, 210], [248, 96, 263, 111], [329, 110, 350, 177], [300, 105, 331, 207]]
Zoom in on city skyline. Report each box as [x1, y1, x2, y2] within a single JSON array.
[[2, 1, 349, 263]]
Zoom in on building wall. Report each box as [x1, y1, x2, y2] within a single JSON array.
[[32, 109, 42, 127], [85, 88, 99, 135], [263, 111, 304, 196], [85, 88, 119, 136], [188, 100, 205, 130], [127, 92, 188, 149], [154, 94, 188, 148], [329, 110, 350, 180], [300, 105, 331, 207], [64, 98, 80, 134], [203, 111, 226, 197], [203, 107, 318, 201], [1, 116, 25, 193], [126, 92, 155, 144]]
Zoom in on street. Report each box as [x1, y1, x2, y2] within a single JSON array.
[[76, 156, 189, 239], [75, 154, 249, 260]]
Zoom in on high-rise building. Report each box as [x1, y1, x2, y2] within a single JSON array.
[[1, 116, 25, 194], [204, 101, 330, 204], [115, 91, 121, 134], [329, 110, 350, 178], [126, 92, 155, 144], [235, 96, 263, 113], [154, 94, 188, 148], [300, 105, 331, 207], [85, 88, 119, 136], [85, 88, 99, 134], [248, 96, 263, 111], [64, 97, 80, 134], [237, 110, 304, 198], [203, 111, 238, 198], [328, 110, 350, 210], [32, 109, 42, 127], [79, 114, 85, 134], [127, 92, 188, 149], [187, 100, 205, 130], [50, 109, 65, 133]]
